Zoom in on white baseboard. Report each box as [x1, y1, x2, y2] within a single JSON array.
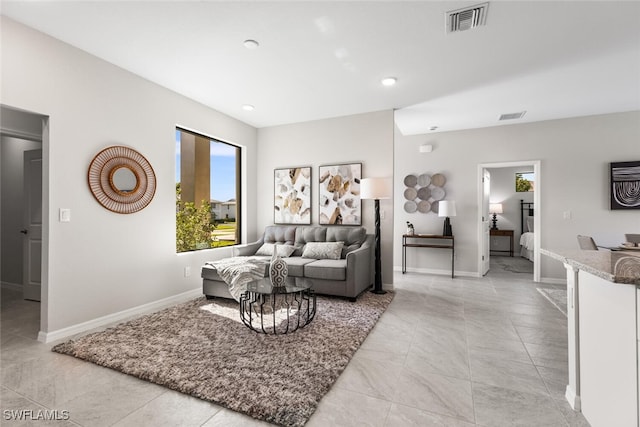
[[565, 385, 582, 411], [39, 288, 202, 344], [1, 281, 23, 291], [393, 266, 480, 278]]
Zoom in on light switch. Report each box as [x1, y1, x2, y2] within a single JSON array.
[[59, 208, 71, 222]]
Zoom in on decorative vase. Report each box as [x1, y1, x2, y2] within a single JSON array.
[[269, 244, 288, 288]]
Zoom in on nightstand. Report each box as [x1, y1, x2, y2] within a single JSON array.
[[490, 229, 514, 257]]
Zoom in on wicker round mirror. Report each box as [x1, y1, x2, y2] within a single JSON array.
[[88, 146, 156, 214]]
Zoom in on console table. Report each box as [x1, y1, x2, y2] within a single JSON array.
[[490, 229, 514, 257], [402, 234, 455, 278]]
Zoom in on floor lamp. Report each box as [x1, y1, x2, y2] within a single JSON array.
[[360, 177, 392, 295]]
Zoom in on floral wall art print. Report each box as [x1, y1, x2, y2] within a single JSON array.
[[611, 161, 640, 210], [319, 163, 362, 225], [274, 167, 311, 224]]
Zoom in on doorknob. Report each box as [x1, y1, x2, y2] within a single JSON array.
[[20, 229, 28, 234]]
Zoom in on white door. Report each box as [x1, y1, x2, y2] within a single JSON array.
[[481, 169, 491, 275], [22, 149, 42, 301]]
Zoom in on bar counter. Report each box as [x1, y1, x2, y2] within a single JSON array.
[[541, 248, 640, 285], [543, 248, 640, 427]]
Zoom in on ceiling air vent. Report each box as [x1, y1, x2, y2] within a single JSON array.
[[499, 111, 527, 121], [446, 2, 489, 33]]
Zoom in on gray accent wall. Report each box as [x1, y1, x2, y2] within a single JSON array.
[[1, 17, 258, 335], [257, 111, 395, 287], [394, 111, 640, 282]]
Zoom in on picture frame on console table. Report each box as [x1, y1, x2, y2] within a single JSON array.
[[274, 167, 312, 224], [318, 162, 362, 225], [610, 161, 640, 210]]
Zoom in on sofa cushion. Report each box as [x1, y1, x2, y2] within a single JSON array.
[[326, 226, 366, 258], [304, 259, 347, 281], [255, 243, 296, 257], [293, 226, 328, 256], [262, 225, 297, 246], [282, 257, 316, 277], [302, 241, 344, 260]]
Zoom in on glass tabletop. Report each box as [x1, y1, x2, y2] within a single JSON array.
[[245, 277, 312, 294]]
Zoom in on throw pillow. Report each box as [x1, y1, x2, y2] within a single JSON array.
[[255, 243, 296, 257], [302, 241, 344, 260]]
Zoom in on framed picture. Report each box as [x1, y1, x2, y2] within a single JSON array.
[[274, 167, 312, 224], [318, 163, 362, 225], [611, 161, 640, 210]]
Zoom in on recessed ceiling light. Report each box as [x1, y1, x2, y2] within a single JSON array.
[[242, 104, 255, 111], [381, 77, 397, 87], [243, 39, 259, 49]]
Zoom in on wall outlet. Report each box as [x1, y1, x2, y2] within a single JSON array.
[[184, 266, 191, 277], [563, 211, 572, 220]]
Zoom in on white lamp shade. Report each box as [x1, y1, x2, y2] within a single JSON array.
[[438, 200, 457, 217], [489, 203, 503, 214], [360, 177, 392, 200]]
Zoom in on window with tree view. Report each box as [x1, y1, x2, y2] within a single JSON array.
[[176, 128, 240, 252], [516, 172, 534, 192]]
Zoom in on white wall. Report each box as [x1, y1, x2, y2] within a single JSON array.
[[487, 166, 534, 252], [1, 17, 258, 335], [1, 135, 43, 286], [394, 111, 640, 281], [257, 110, 395, 286]]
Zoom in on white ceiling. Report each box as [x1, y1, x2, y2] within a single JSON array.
[[2, 1, 639, 135]]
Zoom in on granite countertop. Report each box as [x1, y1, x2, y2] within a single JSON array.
[[542, 248, 640, 285]]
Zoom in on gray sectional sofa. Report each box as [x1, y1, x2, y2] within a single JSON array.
[[201, 225, 374, 301]]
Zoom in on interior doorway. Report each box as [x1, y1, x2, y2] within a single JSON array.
[[477, 161, 541, 282], [1, 105, 48, 339]]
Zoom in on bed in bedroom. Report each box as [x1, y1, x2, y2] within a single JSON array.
[[519, 200, 534, 261]]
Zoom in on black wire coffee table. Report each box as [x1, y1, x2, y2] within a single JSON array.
[[239, 277, 316, 334]]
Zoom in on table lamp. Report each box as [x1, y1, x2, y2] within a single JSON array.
[[360, 177, 392, 294], [489, 203, 503, 230], [439, 200, 457, 237]]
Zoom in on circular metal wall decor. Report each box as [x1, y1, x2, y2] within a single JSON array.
[[417, 200, 431, 213], [431, 173, 446, 187], [403, 171, 448, 214], [403, 174, 417, 187], [404, 201, 417, 213], [404, 187, 418, 200], [88, 146, 156, 214], [417, 173, 431, 187]]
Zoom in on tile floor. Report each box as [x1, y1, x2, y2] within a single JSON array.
[[1, 258, 589, 426]]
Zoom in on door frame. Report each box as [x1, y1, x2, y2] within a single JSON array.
[[481, 168, 491, 275], [477, 160, 541, 282], [0, 105, 49, 340]]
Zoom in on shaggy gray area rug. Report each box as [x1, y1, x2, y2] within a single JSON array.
[[52, 292, 394, 426], [537, 287, 567, 316]]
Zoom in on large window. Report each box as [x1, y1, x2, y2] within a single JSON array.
[[175, 128, 241, 252]]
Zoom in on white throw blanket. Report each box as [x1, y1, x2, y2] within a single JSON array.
[[206, 256, 269, 301]]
